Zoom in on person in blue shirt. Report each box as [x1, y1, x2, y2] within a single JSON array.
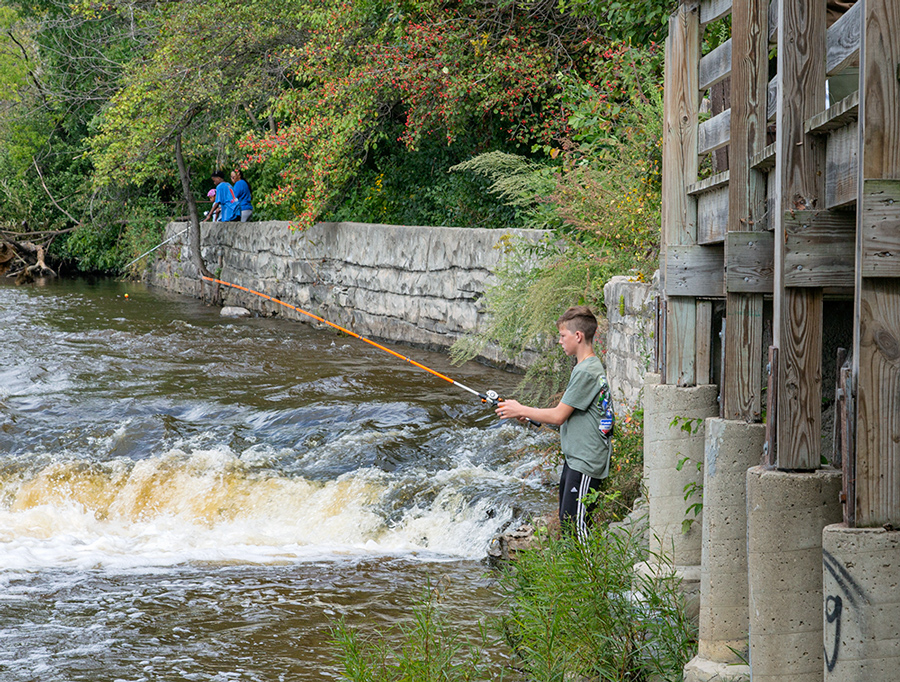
[[231, 169, 253, 222], [206, 171, 240, 222]]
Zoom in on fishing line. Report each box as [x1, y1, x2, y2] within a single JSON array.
[[202, 276, 538, 424], [123, 228, 189, 270]]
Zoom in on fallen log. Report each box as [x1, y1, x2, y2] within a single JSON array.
[[0, 239, 58, 284]]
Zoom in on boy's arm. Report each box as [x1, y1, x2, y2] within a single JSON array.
[[495, 399, 574, 426]]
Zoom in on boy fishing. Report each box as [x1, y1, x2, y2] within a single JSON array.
[[496, 305, 614, 538]]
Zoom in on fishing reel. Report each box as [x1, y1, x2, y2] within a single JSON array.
[[483, 389, 541, 428]]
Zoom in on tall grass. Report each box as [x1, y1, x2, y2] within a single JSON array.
[[331, 519, 695, 681]]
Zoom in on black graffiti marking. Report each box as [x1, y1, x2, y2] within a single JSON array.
[[823, 549, 870, 609], [822, 548, 870, 671], [824, 595, 843, 672]]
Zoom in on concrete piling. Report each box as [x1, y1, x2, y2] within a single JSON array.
[[746, 466, 843, 681], [822, 524, 900, 682]]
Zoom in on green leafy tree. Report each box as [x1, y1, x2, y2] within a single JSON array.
[[90, 0, 304, 276], [241, 0, 606, 227]]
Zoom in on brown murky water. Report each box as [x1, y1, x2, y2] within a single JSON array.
[[0, 277, 553, 681]]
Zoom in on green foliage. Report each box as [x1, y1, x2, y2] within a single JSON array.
[[450, 43, 662, 401], [332, 506, 695, 682], [558, 0, 675, 45], [500, 526, 695, 681], [241, 0, 606, 226], [325, 131, 527, 229]]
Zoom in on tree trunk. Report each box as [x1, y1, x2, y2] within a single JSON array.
[[174, 132, 212, 280]]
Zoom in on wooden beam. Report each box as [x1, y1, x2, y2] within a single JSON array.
[[700, 0, 732, 26], [860, 179, 900, 277], [697, 185, 729, 244], [666, 244, 725, 297], [825, 123, 859, 209], [698, 108, 731, 155], [723, 0, 770, 421], [662, 1, 702, 386], [826, 0, 861, 76], [855, 280, 900, 525], [687, 170, 729, 196], [805, 90, 859, 135], [854, 0, 900, 527], [696, 300, 714, 384], [773, 0, 827, 470], [699, 39, 732, 91], [765, 345, 778, 464], [727, 231, 774, 293], [783, 211, 855, 288]]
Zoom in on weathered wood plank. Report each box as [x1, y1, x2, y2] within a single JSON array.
[[849, 0, 900, 526], [859, 6, 900, 179], [698, 108, 731, 155], [777, 288, 824, 469], [751, 142, 776, 171], [805, 90, 859, 135], [662, 1, 702, 386], [666, 244, 726, 297], [861, 179, 900, 278], [825, 122, 859, 209], [698, 185, 729, 244], [856, 280, 900, 526], [826, 0, 861, 76], [727, 231, 774, 293], [766, 76, 777, 121], [701, 0, 732, 26], [687, 170, 729, 195], [666, 297, 696, 386], [839, 362, 854, 526], [699, 39, 732, 91], [767, 0, 778, 43], [696, 300, 714, 384], [724, 294, 765, 419], [765, 345, 778, 465], [774, 0, 827, 470], [783, 211, 855, 288], [723, 0, 770, 420]]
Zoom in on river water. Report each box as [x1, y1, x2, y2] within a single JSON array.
[[0, 278, 555, 681]]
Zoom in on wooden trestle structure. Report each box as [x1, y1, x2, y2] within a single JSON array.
[[659, 0, 899, 527]]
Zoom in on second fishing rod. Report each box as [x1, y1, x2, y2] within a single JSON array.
[[201, 276, 541, 426]]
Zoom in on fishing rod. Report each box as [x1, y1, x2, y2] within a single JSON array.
[[201, 276, 539, 425]]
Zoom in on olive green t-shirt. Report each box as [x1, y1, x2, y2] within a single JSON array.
[[559, 355, 612, 479]]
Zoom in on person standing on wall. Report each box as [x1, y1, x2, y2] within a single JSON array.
[[206, 171, 240, 222], [231, 169, 253, 222], [495, 305, 615, 539]]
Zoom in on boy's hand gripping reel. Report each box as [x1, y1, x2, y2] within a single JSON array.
[[482, 390, 541, 427]]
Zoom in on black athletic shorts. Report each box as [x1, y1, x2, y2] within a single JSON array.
[[558, 461, 606, 539]]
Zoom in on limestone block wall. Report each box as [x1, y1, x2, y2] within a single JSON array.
[[603, 274, 657, 415], [148, 221, 547, 368]]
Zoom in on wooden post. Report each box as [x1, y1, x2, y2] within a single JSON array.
[[661, 0, 701, 386], [853, 0, 900, 527], [773, 0, 827, 470], [722, 0, 768, 422]]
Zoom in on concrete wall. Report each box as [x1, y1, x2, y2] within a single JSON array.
[[148, 221, 655, 410]]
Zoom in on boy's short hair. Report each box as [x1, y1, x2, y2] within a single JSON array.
[[557, 305, 597, 341]]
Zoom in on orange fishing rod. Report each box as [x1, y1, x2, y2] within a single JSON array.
[[202, 276, 520, 414]]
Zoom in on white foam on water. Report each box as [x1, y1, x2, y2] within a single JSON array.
[[0, 432, 549, 570]]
